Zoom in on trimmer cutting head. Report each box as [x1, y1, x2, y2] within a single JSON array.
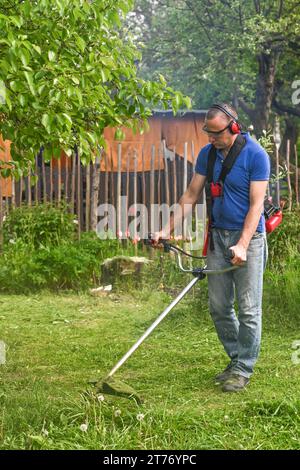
[[95, 377, 143, 404]]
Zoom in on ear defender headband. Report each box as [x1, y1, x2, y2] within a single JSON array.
[[210, 104, 242, 135]]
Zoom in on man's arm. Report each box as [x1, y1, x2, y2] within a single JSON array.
[[155, 173, 206, 240], [230, 180, 268, 265]]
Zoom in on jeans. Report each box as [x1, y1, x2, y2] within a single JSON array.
[[207, 228, 268, 378]]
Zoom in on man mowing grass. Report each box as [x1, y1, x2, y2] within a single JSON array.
[[154, 103, 270, 392]]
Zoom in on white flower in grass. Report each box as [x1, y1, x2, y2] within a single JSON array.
[[114, 409, 121, 417], [136, 413, 145, 422], [97, 394, 105, 402], [73, 219, 79, 225], [42, 429, 49, 437], [80, 423, 88, 432], [224, 415, 229, 421], [9, 239, 16, 244]]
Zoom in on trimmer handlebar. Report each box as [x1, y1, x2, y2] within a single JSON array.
[[145, 234, 237, 277], [144, 235, 172, 250]]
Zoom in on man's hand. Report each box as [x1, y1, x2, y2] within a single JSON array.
[[229, 242, 247, 265], [150, 230, 171, 247]]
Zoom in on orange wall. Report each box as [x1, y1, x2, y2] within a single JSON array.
[[161, 115, 208, 164], [101, 114, 208, 172]]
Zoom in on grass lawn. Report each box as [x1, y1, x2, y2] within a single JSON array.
[[0, 281, 299, 450]]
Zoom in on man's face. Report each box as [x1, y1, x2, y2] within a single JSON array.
[[203, 116, 235, 149]]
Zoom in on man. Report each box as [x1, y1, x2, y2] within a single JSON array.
[[154, 103, 270, 392]]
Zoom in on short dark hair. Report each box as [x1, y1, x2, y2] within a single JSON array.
[[206, 103, 238, 121]]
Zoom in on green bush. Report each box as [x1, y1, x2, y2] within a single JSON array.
[[1, 203, 77, 249], [267, 209, 300, 270], [0, 242, 99, 293], [0, 231, 150, 293], [263, 209, 300, 326]]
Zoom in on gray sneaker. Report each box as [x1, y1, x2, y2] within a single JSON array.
[[214, 365, 235, 384], [221, 374, 249, 393]]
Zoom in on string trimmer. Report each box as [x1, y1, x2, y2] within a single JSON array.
[[93, 236, 238, 403]]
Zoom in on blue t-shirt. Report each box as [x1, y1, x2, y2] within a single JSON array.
[[195, 133, 270, 232]]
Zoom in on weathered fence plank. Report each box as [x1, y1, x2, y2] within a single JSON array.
[[42, 158, 47, 203], [35, 155, 39, 204], [77, 148, 81, 238], [294, 144, 299, 208], [275, 145, 280, 207], [162, 140, 170, 207], [65, 154, 69, 205], [90, 155, 101, 232], [286, 140, 292, 212], [57, 156, 61, 205], [173, 146, 177, 205], [85, 161, 91, 231], [117, 143, 122, 237], [71, 152, 76, 213], [49, 159, 53, 204], [27, 164, 32, 207], [11, 176, 16, 209]]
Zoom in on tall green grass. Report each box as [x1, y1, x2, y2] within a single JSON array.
[[0, 288, 299, 450], [0, 207, 299, 449]]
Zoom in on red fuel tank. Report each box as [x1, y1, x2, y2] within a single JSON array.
[[265, 210, 282, 234]]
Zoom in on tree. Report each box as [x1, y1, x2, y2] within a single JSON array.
[[0, 0, 190, 176], [130, 0, 300, 141]]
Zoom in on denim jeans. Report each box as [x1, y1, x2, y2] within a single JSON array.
[[207, 228, 268, 378]]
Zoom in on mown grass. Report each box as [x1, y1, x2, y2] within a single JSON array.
[[0, 274, 299, 450]]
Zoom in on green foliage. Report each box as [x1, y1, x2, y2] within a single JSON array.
[[0, 0, 189, 173], [26, 242, 101, 291], [265, 265, 300, 324], [0, 230, 129, 292], [264, 209, 300, 322], [131, 0, 300, 134], [267, 209, 300, 270], [257, 130, 274, 156], [1, 203, 76, 249], [0, 202, 190, 293], [0, 222, 156, 292]]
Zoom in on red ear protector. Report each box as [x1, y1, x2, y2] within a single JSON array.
[[210, 104, 242, 135]]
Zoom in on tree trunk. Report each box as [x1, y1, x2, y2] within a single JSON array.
[[279, 117, 299, 166], [252, 50, 280, 137], [238, 50, 280, 138], [90, 155, 101, 232]]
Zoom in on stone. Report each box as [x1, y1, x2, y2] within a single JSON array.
[[101, 256, 152, 284], [90, 285, 112, 296]]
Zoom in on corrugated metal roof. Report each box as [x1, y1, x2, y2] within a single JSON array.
[[152, 109, 207, 117]]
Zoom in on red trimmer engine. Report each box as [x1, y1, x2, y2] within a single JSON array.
[[264, 201, 283, 234]]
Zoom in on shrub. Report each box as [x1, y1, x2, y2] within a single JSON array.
[[1, 203, 77, 249], [0, 231, 149, 293], [267, 209, 300, 270]]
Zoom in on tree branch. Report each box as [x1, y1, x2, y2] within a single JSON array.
[[237, 97, 256, 120], [278, 0, 284, 18], [184, 0, 213, 42], [286, 1, 300, 14], [238, 1, 244, 27], [272, 99, 300, 118], [253, 0, 261, 14]]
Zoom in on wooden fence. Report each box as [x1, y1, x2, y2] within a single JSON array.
[[0, 139, 299, 241], [0, 141, 206, 243]]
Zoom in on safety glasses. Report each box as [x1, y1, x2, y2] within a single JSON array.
[[202, 122, 231, 136]]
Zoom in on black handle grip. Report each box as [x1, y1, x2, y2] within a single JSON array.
[[145, 234, 171, 252]]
